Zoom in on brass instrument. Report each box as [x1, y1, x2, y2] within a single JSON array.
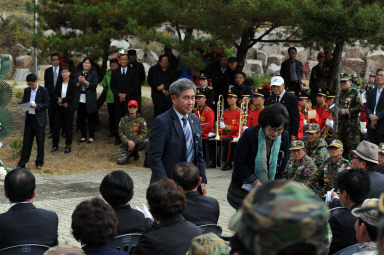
[[215, 95, 224, 141], [237, 99, 249, 139]]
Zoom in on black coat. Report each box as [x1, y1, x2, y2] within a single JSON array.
[[266, 92, 300, 137], [183, 191, 220, 226], [44, 66, 63, 97], [328, 200, 358, 254], [0, 203, 58, 249], [210, 66, 231, 102], [133, 214, 202, 255], [110, 67, 140, 102], [148, 108, 207, 184], [280, 59, 303, 86], [232, 125, 290, 188], [22, 85, 50, 127], [113, 205, 148, 235], [74, 70, 99, 113], [367, 170, 384, 198], [365, 86, 384, 135], [54, 79, 76, 112], [128, 61, 146, 85], [147, 64, 177, 105]]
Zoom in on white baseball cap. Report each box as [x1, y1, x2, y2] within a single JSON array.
[[270, 76, 284, 86]]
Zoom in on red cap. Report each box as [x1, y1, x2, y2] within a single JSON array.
[[128, 100, 138, 108], [318, 52, 325, 57]]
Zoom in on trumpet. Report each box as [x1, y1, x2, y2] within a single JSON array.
[[215, 95, 224, 141], [238, 100, 249, 139]]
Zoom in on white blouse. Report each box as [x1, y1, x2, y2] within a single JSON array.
[[61, 83, 68, 99]]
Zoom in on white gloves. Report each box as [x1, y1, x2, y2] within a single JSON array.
[[326, 119, 334, 128], [233, 138, 238, 142], [362, 128, 367, 134], [243, 126, 248, 131], [324, 188, 336, 205], [208, 132, 216, 138], [219, 121, 225, 129], [304, 119, 307, 125], [136, 204, 153, 219]]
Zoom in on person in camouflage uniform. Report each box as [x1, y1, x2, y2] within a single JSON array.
[[337, 77, 363, 160], [117, 100, 148, 165], [229, 179, 331, 255], [186, 233, 229, 255], [285, 140, 318, 190], [302, 123, 330, 168], [310, 139, 350, 196]]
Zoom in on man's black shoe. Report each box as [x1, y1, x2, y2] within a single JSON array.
[[51, 146, 58, 152], [221, 162, 233, 171], [132, 151, 139, 160], [36, 165, 43, 169], [64, 147, 71, 154], [16, 164, 25, 169], [48, 132, 53, 139]]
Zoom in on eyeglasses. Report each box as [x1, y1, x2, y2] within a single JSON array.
[[377, 74, 384, 77], [266, 126, 284, 134], [52, 58, 60, 61], [352, 156, 361, 161]]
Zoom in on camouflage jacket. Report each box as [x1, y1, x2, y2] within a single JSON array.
[[302, 136, 330, 168], [118, 114, 147, 145], [353, 242, 378, 255], [311, 156, 350, 196], [285, 154, 318, 189], [338, 87, 362, 123]]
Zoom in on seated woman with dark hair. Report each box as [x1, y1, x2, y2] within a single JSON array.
[[100, 170, 149, 235], [133, 178, 202, 255], [227, 103, 291, 210], [71, 198, 126, 255]]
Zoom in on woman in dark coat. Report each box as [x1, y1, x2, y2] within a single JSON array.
[[227, 104, 290, 210], [74, 57, 99, 143]]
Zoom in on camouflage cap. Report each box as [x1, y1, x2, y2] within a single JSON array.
[[352, 198, 380, 227], [328, 139, 343, 149], [43, 245, 84, 255], [229, 180, 331, 255], [305, 123, 320, 134], [340, 77, 350, 82], [290, 140, 305, 150], [186, 233, 229, 255], [378, 143, 384, 153]]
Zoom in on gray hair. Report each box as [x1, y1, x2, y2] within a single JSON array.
[[169, 78, 196, 97]]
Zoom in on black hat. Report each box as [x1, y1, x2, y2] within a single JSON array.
[[325, 89, 335, 98], [316, 88, 327, 97], [109, 58, 119, 64], [127, 49, 137, 56], [253, 88, 265, 97], [227, 89, 238, 98], [196, 88, 206, 98], [296, 91, 309, 100]]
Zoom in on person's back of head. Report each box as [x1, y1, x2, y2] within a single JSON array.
[[4, 168, 36, 203], [352, 198, 380, 242], [71, 197, 117, 246], [336, 169, 370, 205], [173, 162, 201, 191], [99, 170, 134, 206], [147, 178, 186, 222], [229, 180, 330, 255]]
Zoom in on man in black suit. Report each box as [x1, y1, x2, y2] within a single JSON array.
[[0, 168, 58, 249], [210, 55, 231, 108], [17, 73, 49, 169], [266, 76, 300, 140], [44, 53, 62, 138], [366, 68, 384, 145], [148, 78, 207, 194], [110, 54, 139, 145], [280, 47, 303, 92], [173, 162, 219, 226], [128, 49, 146, 113]]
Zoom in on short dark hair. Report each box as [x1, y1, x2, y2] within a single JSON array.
[[4, 168, 36, 203], [51, 53, 60, 60], [99, 170, 134, 206], [259, 103, 290, 129], [158, 54, 169, 62], [336, 169, 370, 205], [60, 66, 70, 72], [288, 47, 297, 53], [72, 198, 117, 246], [173, 162, 200, 190], [128, 49, 137, 56], [81, 57, 93, 70], [376, 68, 384, 75], [235, 72, 246, 79], [26, 73, 38, 82], [109, 58, 118, 65], [358, 218, 378, 241], [146, 178, 186, 222], [229, 234, 252, 255]]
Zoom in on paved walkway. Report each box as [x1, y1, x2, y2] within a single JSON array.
[[0, 167, 235, 245]]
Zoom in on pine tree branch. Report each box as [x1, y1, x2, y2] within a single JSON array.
[[249, 25, 277, 48]]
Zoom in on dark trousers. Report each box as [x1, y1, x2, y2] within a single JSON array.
[[367, 128, 384, 145], [286, 80, 301, 92], [107, 103, 115, 135], [18, 114, 45, 167], [153, 100, 171, 117], [48, 101, 56, 132], [114, 100, 128, 143], [52, 107, 74, 146], [78, 103, 96, 139]]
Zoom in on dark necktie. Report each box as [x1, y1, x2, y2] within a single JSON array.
[[122, 69, 126, 79], [182, 117, 194, 163], [276, 95, 280, 103]]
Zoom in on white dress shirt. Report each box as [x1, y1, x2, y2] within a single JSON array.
[[61, 83, 68, 99], [28, 85, 39, 115], [374, 86, 384, 114]]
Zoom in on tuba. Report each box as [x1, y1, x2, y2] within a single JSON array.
[[215, 95, 224, 140]]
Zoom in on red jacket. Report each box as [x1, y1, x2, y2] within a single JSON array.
[[316, 103, 328, 129], [221, 106, 241, 138], [194, 105, 214, 139], [247, 104, 264, 127]]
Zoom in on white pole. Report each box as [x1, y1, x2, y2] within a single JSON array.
[[33, 0, 38, 76]]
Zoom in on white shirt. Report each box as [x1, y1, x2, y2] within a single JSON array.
[[121, 67, 127, 75], [374, 86, 384, 114], [276, 89, 286, 103], [61, 83, 68, 99], [53, 66, 59, 77], [28, 85, 39, 115], [173, 107, 193, 139]]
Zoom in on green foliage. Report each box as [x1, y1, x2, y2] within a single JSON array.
[[15, 91, 23, 99], [248, 74, 272, 88], [9, 139, 23, 158], [0, 15, 33, 49], [0, 57, 12, 80]]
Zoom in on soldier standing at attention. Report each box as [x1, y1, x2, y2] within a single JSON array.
[[247, 88, 265, 127], [338, 77, 363, 160], [117, 100, 148, 165], [301, 123, 330, 168], [285, 140, 317, 190], [315, 88, 328, 129], [311, 139, 350, 196], [196, 73, 215, 110]]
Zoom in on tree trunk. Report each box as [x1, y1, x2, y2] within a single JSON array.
[[100, 38, 111, 77], [236, 28, 252, 71], [331, 41, 344, 135]]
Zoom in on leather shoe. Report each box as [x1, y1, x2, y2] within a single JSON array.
[[17, 164, 25, 168], [64, 147, 71, 154], [36, 165, 43, 169], [48, 132, 53, 139], [51, 146, 58, 152], [221, 162, 233, 171]]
